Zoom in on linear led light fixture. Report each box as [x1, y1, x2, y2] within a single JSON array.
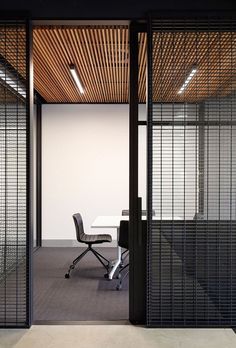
[[178, 66, 197, 94], [69, 64, 84, 94], [0, 68, 26, 98]]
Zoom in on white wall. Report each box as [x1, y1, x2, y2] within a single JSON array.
[[42, 104, 146, 245], [42, 103, 201, 245]]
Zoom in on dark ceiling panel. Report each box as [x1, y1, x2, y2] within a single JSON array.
[[0, 1, 236, 19]]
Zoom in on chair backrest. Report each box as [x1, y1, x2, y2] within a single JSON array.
[[73, 213, 86, 243], [119, 220, 147, 250], [119, 220, 129, 249], [121, 209, 155, 216]]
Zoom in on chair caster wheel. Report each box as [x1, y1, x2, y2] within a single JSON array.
[[104, 273, 109, 279], [116, 284, 121, 291], [65, 273, 70, 279], [116, 273, 121, 279]]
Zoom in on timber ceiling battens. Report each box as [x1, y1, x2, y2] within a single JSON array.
[[31, 26, 236, 103], [0, 27, 235, 103]]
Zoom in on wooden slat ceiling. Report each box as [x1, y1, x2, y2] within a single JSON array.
[[33, 26, 236, 103], [0, 26, 26, 103], [152, 31, 236, 103], [33, 26, 147, 103], [0, 26, 26, 78], [0, 26, 231, 104], [0, 26, 235, 103]]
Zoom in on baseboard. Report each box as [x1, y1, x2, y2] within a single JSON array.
[[33, 320, 130, 325], [42, 239, 117, 247]]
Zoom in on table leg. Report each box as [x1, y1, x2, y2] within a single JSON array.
[[108, 227, 121, 280]]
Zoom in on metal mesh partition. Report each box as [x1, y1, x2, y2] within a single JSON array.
[[0, 20, 29, 327], [147, 16, 236, 327]]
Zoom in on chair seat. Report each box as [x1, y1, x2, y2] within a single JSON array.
[[82, 233, 112, 244]]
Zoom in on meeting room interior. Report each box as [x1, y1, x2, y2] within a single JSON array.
[[1, 17, 236, 327], [31, 22, 147, 323]]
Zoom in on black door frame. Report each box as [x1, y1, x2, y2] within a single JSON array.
[[32, 19, 149, 325], [27, 15, 34, 328], [129, 21, 147, 325]]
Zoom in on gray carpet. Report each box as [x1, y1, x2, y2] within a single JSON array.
[[33, 247, 129, 321]]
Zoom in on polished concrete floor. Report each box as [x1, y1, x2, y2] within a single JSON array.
[[0, 325, 236, 348]]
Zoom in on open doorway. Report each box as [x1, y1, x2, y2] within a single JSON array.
[[32, 22, 147, 323], [1, 13, 236, 330]]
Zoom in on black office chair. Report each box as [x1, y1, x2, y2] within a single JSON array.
[[116, 220, 129, 290], [65, 213, 112, 278]]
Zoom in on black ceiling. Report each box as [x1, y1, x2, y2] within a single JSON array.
[[0, 0, 236, 20]]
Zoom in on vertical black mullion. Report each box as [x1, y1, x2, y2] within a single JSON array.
[[26, 17, 33, 328], [129, 21, 146, 325], [217, 30, 221, 325], [147, 16, 153, 327], [183, 27, 186, 326], [183, 24, 188, 325], [36, 102, 42, 248], [171, 29, 174, 327], [160, 28, 163, 326], [4, 23, 7, 326], [183, 103, 186, 327], [183, 19, 188, 327], [206, 23, 210, 326], [194, 25, 199, 326], [229, 28, 233, 327], [129, 21, 138, 324], [16, 24, 19, 324]]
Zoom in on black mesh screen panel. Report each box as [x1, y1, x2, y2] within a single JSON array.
[[0, 20, 29, 328], [147, 16, 236, 327]]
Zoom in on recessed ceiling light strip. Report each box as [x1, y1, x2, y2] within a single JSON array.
[[69, 64, 84, 94], [0, 68, 26, 98], [178, 67, 197, 94]]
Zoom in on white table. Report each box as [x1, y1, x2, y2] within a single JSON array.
[[91, 215, 182, 280], [91, 216, 129, 280]]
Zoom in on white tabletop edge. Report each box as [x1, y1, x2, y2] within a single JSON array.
[[91, 215, 129, 228], [91, 215, 182, 228]]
